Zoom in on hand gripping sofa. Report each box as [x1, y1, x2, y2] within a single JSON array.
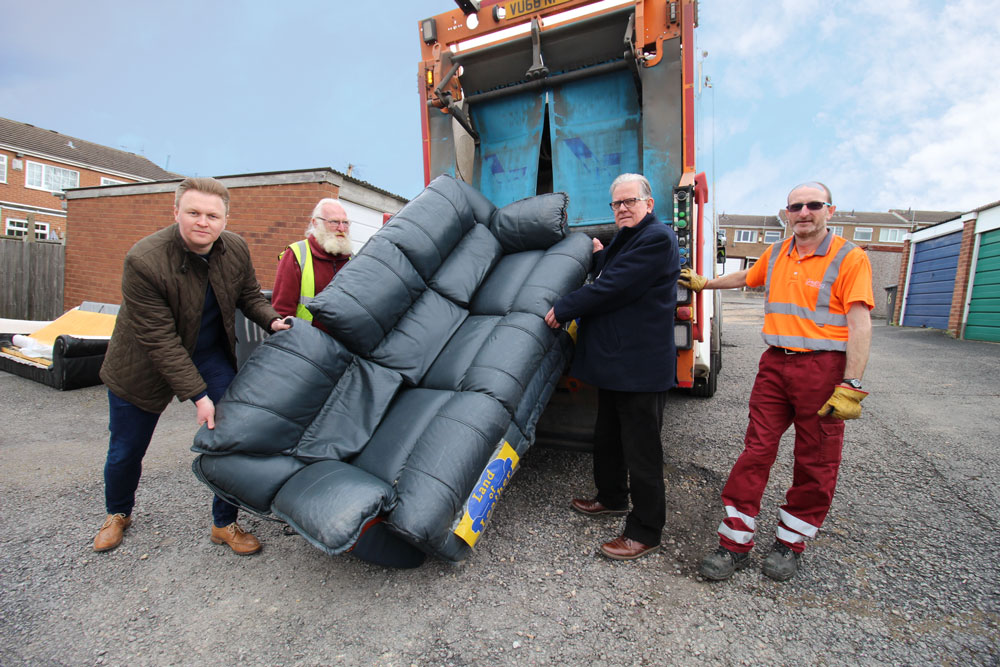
[[192, 175, 593, 565]]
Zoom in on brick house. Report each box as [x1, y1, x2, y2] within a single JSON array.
[[0, 116, 177, 241], [62, 168, 408, 311], [718, 208, 960, 318]]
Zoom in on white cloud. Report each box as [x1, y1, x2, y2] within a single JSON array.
[[714, 143, 807, 215], [707, 0, 1000, 213], [877, 91, 1000, 209]]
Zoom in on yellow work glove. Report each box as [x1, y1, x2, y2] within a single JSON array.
[[817, 386, 868, 420], [679, 268, 708, 292]]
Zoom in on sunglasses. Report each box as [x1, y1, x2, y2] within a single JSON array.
[[787, 201, 831, 212]]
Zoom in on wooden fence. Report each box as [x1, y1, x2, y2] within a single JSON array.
[[1, 236, 66, 321]]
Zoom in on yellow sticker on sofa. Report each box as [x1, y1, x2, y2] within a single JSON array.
[[454, 442, 519, 547]]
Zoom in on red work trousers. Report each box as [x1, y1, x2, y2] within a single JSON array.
[[718, 347, 846, 554]]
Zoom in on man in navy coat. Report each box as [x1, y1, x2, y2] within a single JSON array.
[[545, 173, 680, 560]]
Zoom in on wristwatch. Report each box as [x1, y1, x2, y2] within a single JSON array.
[[842, 378, 862, 389]]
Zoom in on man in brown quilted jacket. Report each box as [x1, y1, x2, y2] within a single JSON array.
[[93, 177, 290, 555]]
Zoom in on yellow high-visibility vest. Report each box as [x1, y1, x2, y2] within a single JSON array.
[[284, 240, 315, 321]]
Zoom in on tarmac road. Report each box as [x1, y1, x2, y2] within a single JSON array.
[[1, 292, 997, 666]]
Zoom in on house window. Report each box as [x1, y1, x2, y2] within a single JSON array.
[[6, 218, 27, 238], [5, 218, 49, 240], [763, 231, 781, 244], [879, 228, 906, 242], [829, 225, 844, 237], [25, 161, 80, 193], [0, 154, 7, 183], [853, 227, 873, 242], [100, 177, 126, 186], [735, 229, 757, 243]]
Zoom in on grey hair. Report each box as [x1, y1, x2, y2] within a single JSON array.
[[789, 181, 832, 204], [610, 173, 653, 200]]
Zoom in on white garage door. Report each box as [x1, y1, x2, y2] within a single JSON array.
[[340, 199, 386, 254]]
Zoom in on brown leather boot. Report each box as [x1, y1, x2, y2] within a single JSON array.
[[93, 513, 131, 552], [210, 522, 262, 555]]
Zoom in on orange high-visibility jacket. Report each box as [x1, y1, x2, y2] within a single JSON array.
[[746, 231, 874, 352]]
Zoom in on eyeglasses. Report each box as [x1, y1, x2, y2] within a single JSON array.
[[609, 197, 648, 211], [786, 201, 831, 212], [315, 216, 350, 228]]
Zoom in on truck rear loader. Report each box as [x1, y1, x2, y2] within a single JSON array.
[[417, 0, 723, 448]]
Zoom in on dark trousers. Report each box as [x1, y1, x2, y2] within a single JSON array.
[[593, 388, 668, 546], [103, 350, 238, 527]]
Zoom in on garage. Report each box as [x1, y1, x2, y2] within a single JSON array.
[[964, 225, 1000, 342], [902, 224, 963, 329]]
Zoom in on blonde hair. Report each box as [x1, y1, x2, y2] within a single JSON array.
[[175, 177, 230, 214]]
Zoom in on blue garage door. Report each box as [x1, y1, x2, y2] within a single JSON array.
[[903, 231, 961, 329]]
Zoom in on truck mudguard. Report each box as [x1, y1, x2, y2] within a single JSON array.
[[192, 175, 593, 564]]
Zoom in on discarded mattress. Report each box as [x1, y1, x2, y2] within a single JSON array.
[[192, 175, 593, 564], [0, 304, 118, 390]]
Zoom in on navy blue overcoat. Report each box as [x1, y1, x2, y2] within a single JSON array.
[[553, 212, 680, 392]]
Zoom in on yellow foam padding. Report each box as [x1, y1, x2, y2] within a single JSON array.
[[1, 346, 53, 367], [26, 309, 116, 346]]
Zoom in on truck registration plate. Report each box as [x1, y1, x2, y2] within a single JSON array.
[[504, 0, 575, 20]]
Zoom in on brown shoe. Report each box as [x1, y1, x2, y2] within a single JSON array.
[[571, 498, 628, 516], [93, 513, 132, 552], [210, 522, 262, 555], [600, 535, 659, 560]]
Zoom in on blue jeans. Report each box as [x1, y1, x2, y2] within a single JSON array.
[[103, 350, 238, 527]]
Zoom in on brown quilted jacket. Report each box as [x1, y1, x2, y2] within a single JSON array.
[[100, 224, 279, 413]]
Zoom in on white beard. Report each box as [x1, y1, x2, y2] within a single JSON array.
[[311, 223, 353, 256]]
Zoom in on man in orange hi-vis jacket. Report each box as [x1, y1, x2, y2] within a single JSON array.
[[681, 181, 873, 582]]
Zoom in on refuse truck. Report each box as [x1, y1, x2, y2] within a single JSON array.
[[417, 0, 723, 448]]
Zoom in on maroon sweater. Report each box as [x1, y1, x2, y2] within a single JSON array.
[[271, 235, 350, 331]]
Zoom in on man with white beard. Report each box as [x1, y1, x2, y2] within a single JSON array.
[[272, 198, 353, 332]]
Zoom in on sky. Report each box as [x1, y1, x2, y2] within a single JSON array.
[[2, 0, 999, 218]]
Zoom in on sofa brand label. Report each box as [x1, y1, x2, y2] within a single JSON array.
[[454, 441, 519, 547]]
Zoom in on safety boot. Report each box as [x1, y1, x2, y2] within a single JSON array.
[[762, 541, 801, 581], [699, 545, 750, 580]]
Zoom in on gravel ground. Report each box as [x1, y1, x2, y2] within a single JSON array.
[[1, 292, 998, 666]]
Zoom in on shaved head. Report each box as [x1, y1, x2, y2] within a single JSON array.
[[789, 181, 832, 204]]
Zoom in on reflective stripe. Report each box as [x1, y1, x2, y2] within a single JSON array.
[[763, 235, 857, 350], [776, 526, 806, 544], [779, 508, 818, 537], [764, 302, 847, 327], [718, 522, 754, 545], [761, 334, 848, 351], [287, 240, 315, 322], [725, 505, 756, 530]]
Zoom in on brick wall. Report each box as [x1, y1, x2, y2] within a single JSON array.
[[64, 182, 339, 310], [947, 219, 978, 337], [863, 246, 902, 319], [892, 240, 911, 325]]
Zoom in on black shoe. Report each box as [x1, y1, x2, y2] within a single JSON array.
[[762, 541, 801, 581], [699, 546, 750, 581]]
